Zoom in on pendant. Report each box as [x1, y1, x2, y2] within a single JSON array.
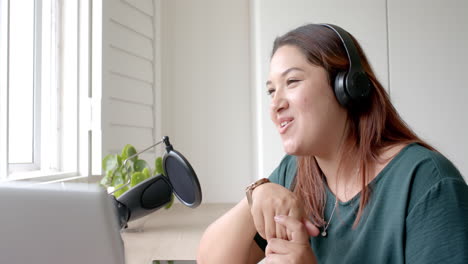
[[321, 231, 327, 237]]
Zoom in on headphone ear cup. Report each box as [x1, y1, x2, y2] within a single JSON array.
[[348, 71, 372, 104], [334, 71, 350, 108]]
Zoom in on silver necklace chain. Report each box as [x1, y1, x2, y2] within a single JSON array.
[[321, 197, 338, 237]]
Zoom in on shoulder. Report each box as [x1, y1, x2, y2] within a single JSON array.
[[403, 143, 463, 182], [389, 143, 463, 183], [402, 147, 468, 263], [398, 144, 467, 213]]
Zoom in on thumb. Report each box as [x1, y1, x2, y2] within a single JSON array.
[[303, 218, 320, 237]]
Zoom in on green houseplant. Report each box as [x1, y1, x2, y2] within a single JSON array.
[[100, 144, 174, 209]]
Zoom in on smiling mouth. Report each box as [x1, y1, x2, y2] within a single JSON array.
[[280, 120, 290, 127], [279, 119, 293, 134]]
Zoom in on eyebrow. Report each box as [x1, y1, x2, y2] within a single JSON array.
[[266, 67, 305, 86]]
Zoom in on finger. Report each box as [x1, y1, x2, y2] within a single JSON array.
[[303, 218, 320, 237], [287, 207, 304, 241], [265, 238, 290, 256], [264, 209, 276, 240], [288, 204, 305, 220], [276, 207, 289, 240], [250, 202, 266, 239], [276, 221, 287, 240], [287, 229, 293, 241], [274, 215, 309, 244], [265, 254, 289, 264]]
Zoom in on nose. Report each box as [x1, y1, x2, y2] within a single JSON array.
[[271, 90, 288, 113]]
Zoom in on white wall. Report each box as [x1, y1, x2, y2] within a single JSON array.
[[101, 0, 159, 164], [387, 0, 468, 178], [160, 0, 252, 203]]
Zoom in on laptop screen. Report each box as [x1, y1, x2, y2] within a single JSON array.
[[0, 181, 125, 264]]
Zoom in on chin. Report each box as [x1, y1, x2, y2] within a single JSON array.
[[282, 142, 300, 155], [282, 140, 312, 156]]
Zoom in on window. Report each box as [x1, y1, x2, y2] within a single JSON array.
[[0, 0, 94, 180]]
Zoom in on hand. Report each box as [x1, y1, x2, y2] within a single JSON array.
[[250, 183, 305, 241], [265, 215, 320, 264]]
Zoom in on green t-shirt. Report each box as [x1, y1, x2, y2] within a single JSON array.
[[260, 143, 468, 263]]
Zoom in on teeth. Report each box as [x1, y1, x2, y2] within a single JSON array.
[[281, 121, 289, 127]]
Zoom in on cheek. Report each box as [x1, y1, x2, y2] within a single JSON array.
[[301, 96, 310, 108], [297, 94, 328, 132], [297, 95, 314, 116]]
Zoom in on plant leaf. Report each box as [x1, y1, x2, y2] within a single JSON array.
[[122, 160, 133, 178], [102, 154, 118, 172], [113, 184, 129, 198], [165, 193, 175, 209], [111, 169, 125, 186], [155, 156, 164, 175], [142, 167, 151, 180], [130, 172, 146, 187], [134, 159, 149, 172], [100, 170, 114, 187], [122, 144, 138, 162], [117, 154, 123, 167]]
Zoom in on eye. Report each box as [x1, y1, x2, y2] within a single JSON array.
[[286, 79, 300, 86], [266, 88, 275, 97]]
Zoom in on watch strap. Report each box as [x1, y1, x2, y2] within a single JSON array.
[[245, 178, 270, 206]]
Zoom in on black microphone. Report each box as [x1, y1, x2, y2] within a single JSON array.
[[111, 136, 202, 229]]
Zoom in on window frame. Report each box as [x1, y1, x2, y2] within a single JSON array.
[[0, 0, 9, 179], [0, 0, 94, 181], [7, 0, 42, 172]]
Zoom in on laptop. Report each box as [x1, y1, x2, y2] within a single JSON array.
[[0, 181, 125, 264]]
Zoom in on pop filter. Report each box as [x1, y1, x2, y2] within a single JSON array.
[[163, 137, 202, 208], [113, 137, 202, 229]]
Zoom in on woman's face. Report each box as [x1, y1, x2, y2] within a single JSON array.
[[267, 45, 348, 157]]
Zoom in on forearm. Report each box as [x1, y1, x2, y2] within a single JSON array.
[[197, 198, 258, 264]]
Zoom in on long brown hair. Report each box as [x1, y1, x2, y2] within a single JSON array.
[[271, 24, 434, 227]]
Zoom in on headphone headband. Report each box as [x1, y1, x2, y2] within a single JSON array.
[[319, 24, 364, 74], [318, 23, 372, 110]]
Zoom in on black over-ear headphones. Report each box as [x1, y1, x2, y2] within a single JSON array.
[[320, 24, 373, 110]]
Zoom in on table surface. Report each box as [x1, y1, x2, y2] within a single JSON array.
[[121, 203, 235, 263]]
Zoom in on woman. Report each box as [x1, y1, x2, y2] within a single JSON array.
[[197, 23, 468, 263]]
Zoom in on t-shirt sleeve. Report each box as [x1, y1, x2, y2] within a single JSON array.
[[405, 178, 468, 263]]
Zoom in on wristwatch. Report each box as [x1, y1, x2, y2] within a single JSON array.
[[245, 178, 270, 206]]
